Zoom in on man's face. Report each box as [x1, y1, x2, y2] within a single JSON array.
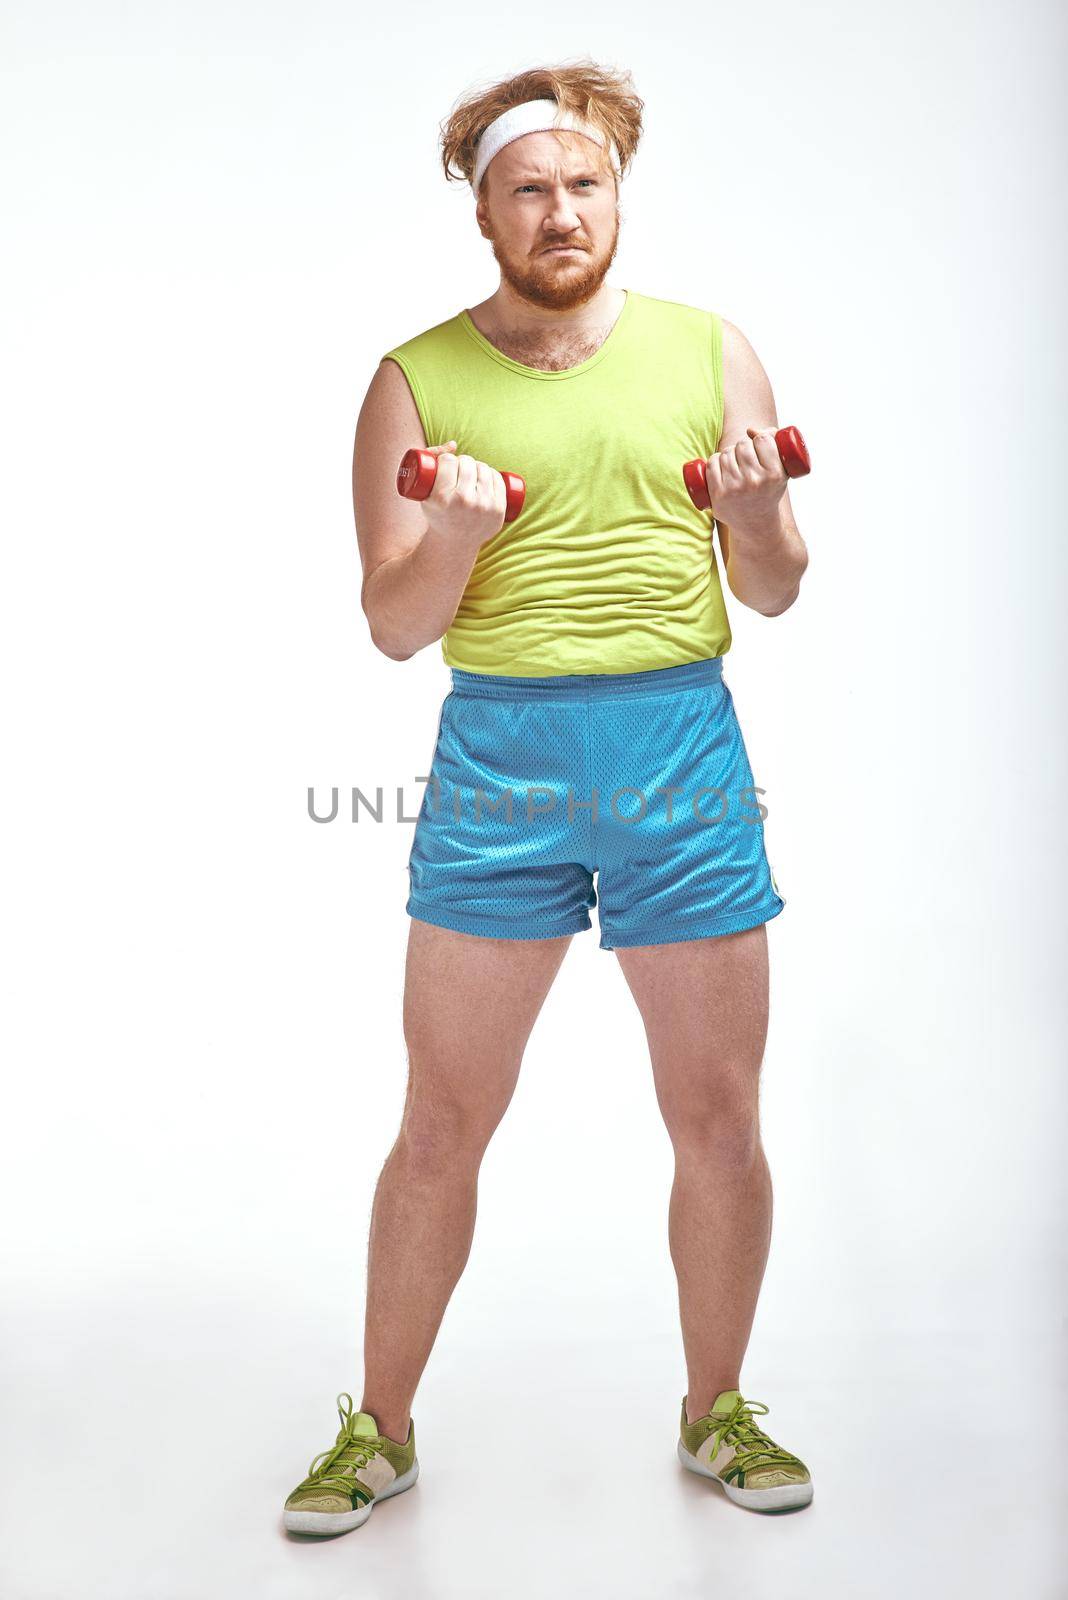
[[475, 130, 621, 312]]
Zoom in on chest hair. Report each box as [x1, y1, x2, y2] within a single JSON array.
[[486, 324, 613, 372]]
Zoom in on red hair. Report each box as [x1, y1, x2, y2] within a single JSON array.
[[440, 58, 644, 194]]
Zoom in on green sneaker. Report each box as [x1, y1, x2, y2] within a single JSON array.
[[283, 1392, 419, 1535], [678, 1389, 813, 1512]]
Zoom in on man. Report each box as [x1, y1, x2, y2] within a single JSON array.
[[283, 63, 812, 1535]]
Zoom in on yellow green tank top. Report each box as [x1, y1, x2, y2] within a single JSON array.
[[381, 289, 731, 676]]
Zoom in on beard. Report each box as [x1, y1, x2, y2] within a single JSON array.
[[488, 211, 621, 311]]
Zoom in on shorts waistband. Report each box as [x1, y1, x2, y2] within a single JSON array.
[[448, 656, 724, 702]]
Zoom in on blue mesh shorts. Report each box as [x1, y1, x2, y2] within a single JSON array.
[[406, 655, 785, 950]]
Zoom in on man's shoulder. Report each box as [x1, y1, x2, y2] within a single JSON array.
[[633, 292, 756, 351], [631, 288, 721, 326], [717, 317, 765, 380], [381, 309, 468, 364]]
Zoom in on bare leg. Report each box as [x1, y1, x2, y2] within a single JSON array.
[[614, 925, 773, 1425], [360, 918, 572, 1442]]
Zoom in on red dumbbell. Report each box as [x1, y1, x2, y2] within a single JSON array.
[[396, 448, 526, 524], [682, 426, 811, 512]]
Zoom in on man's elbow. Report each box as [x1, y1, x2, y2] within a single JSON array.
[[360, 575, 415, 660], [756, 587, 800, 618], [374, 637, 416, 662], [365, 613, 416, 661], [758, 547, 809, 617]]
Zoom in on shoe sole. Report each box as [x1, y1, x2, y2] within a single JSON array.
[[283, 1460, 420, 1534], [677, 1440, 813, 1511]]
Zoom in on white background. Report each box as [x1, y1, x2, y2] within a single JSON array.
[[2, 2, 1065, 1596]]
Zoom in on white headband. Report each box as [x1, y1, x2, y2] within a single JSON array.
[[471, 97, 615, 192]]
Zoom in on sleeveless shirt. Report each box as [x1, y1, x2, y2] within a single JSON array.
[[380, 289, 731, 676]]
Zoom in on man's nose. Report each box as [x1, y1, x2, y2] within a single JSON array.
[[543, 191, 582, 231]]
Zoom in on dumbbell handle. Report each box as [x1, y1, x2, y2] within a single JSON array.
[[396, 448, 526, 524], [683, 425, 810, 512]]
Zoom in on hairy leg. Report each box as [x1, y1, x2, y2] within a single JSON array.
[[614, 925, 773, 1423], [360, 918, 572, 1441]]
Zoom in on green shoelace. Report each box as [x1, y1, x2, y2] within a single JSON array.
[[296, 1392, 384, 1498], [702, 1396, 806, 1483]]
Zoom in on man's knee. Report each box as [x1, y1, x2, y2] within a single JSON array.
[[665, 1072, 762, 1168], [397, 1087, 501, 1171]]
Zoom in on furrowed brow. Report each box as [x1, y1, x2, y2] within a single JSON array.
[[514, 169, 601, 183]]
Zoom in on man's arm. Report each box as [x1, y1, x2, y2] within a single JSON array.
[[353, 360, 485, 660], [713, 319, 809, 618]]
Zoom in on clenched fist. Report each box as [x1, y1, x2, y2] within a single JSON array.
[[698, 426, 790, 532], [416, 441, 510, 548]]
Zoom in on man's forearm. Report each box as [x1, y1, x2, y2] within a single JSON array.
[[721, 507, 809, 618], [362, 522, 485, 660]]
